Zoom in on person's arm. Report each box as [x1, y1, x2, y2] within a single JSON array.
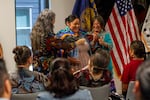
[[122, 83, 128, 97], [0, 43, 3, 58], [98, 33, 113, 50]]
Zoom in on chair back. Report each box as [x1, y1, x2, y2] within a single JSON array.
[[11, 92, 40, 100], [126, 81, 135, 100], [80, 83, 110, 100]]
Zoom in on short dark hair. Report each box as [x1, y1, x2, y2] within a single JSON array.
[[12, 46, 31, 65], [136, 59, 150, 100], [130, 40, 145, 58], [66, 15, 79, 23], [48, 58, 79, 98], [0, 58, 9, 97]]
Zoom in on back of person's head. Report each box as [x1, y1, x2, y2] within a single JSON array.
[[0, 58, 11, 98], [91, 49, 110, 74], [12, 46, 31, 65], [130, 40, 145, 59], [48, 58, 79, 98], [134, 59, 150, 100], [37, 9, 55, 33]]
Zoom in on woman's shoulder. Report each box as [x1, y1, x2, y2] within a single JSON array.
[[67, 89, 92, 100], [74, 89, 92, 96], [10, 68, 33, 79], [56, 26, 73, 37], [101, 31, 110, 36], [37, 89, 93, 100]]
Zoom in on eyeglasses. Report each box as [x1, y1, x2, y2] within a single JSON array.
[[93, 66, 107, 70]]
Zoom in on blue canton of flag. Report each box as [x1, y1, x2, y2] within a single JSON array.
[[72, 0, 98, 32], [116, 0, 133, 16]]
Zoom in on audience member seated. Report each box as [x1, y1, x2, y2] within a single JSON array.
[[10, 46, 50, 94], [133, 59, 150, 100], [121, 40, 145, 97], [0, 58, 11, 100], [74, 49, 112, 87], [37, 58, 93, 100]]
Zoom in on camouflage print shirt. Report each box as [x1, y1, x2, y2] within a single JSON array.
[[10, 67, 50, 94]]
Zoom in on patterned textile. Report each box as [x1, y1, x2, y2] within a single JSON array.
[[74, 69, 112, 87], [56, 27, 91, 71], [10, 67, 50, 94], [56, 26, 87, 39], [56, 26, 73, 38], [56, 27, 88, 58], [33, 32, 57, 75]]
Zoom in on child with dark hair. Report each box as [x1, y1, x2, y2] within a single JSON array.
[[37, 58, 93, 100], [121, 40, 146, 97]]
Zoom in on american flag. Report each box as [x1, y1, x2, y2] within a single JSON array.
[[105, 0, 140, 76]]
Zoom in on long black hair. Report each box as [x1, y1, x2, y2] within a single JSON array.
[[47, 58, 79, 98]]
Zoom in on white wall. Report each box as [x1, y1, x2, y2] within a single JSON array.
[[0, 0, 16, 73], [51, 0, 75, 33]]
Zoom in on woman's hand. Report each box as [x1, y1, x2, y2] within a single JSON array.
[[98, 36, 104, 45], [92, 33, 99, 42], [98, 37, 109, 48]]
